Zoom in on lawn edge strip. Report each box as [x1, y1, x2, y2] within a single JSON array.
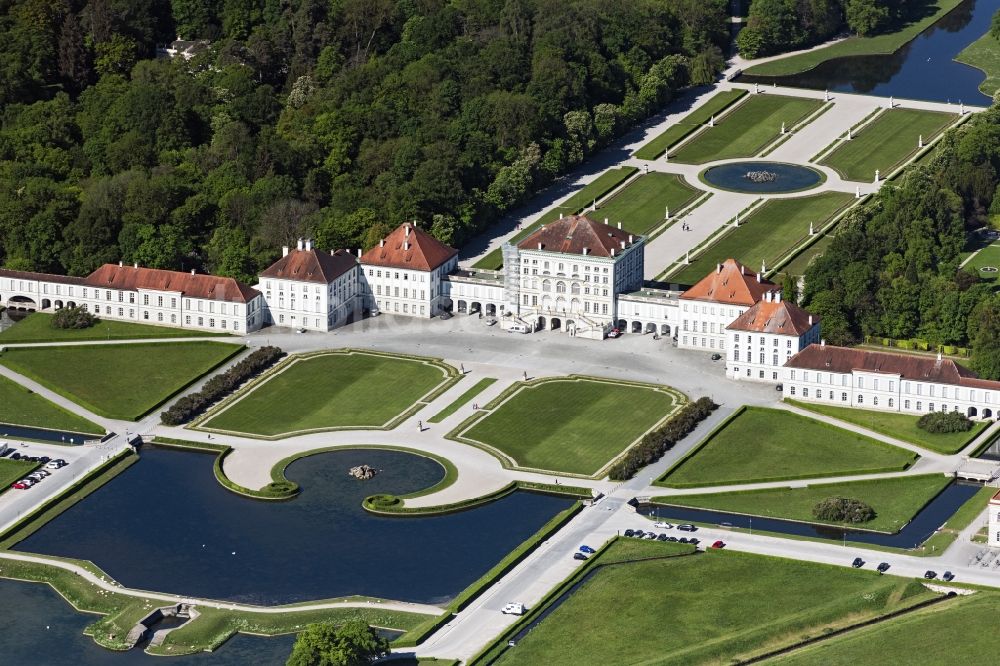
[[758, 101, 835, 157], [810, 108, 884, 163], [427, 377, 498, 423], [194, 349, 461, 438], [0, 449, 137, 549], [467, 538, 697, 665], [767, 193, 862, 276], [634, 89, 750, 160], [447, 375, 687, 479]]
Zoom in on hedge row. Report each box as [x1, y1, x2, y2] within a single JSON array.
[[864, 335, 970, 357], [161, 346, 285, 425], [608, 397, 717, 480]]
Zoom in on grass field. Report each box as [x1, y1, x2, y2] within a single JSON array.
[[593, 173, 701, 235], [657, 407, 916, 488], [633, 89, 748, 160], [787, 399, 988, 454], [670, 95, 825, 164], [957, 29, 1000, 97], [203, 351, 451, 436], [782, 233, 835, 276], [964, 240, 1000, 284], [772, 592, 997, 665], [658, 474, 950, 533], [494, 542, 935, 666], [471, 167, 637, 270], [819, 109, 956, 181], [460, 378, 680, 476], [743, 0, 966, 77], [0, 342, 240, 421], [427, 378, 498, 424], [670, 191, 854, 284], [920, 485, 995, 553], [0, 313, 227, 343], [0, 374, 104, 434], [0, 458, 38, 492]]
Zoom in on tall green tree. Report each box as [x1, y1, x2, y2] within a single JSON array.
[[286, 620, 389, 666]]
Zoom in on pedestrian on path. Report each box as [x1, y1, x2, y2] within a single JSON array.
[[523, 371, 528, 381], [417, 420, 423, 432]]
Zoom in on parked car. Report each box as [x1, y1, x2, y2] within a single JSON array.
[[11, 481, 30, 490], [607, 328, 621, 338], [924, 571, 937, 580], [710, 353, 722, 361], [943, 571, 955, 582], [44, 461, 62, 470], [439, 311, 453, 320], [653, 521, 673, 529], [677, 524, 697, 532], [775, 383, 784, 392], [657, 533, 669, 541], [501, 602, 526, 615], [876, 562, 890, 574], [666, 536, 679, 542], [688, 538, 699, 546], [711, 540, 726, 549], [644, 532, 657, 540], [573, 552, 589, 561], [579, 545, 596, 554], [623, 529, 635, 538], [631, 530, 644, 538], [485, 316, 498, 326], [852, 558, 864, 568]]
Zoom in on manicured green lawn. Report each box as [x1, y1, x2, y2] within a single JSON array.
[[958, 29, 1000, 97], [771, 593, 999, 666], [495, 543, 934, 666], [670, 192, 854, 284], [658, 474, 950, 533], [964, 240, 1000, 284], [0, 342, 241, 420], [0, 374, 104, 434], [782, 233, 835, 276], [787, 400, 988, 454], [634, 89, 748, 159], [471, 167, 637, 270], [0, 312, 228, 343], [460, 378, 680, 476], [593, 173, 701, 235], [203, 351, 452, 436], [820, 109, 956, 181], [744, 0, 965, 76], [427, 377, 498, 423], [658, 407, 916, 488], [0, 458, 38, 491], [670, 95, 824, 164]]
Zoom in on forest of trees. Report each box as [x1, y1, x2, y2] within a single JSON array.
[[800, 104, 1000, 378], [736, 0, 928, 59], [0, 0, 730, 283]]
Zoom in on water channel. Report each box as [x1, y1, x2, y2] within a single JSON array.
[[13, 446, 572, 605], [739, 0, 999, 105], [644, 481, 981, 549], [0, 422, 101, 444]]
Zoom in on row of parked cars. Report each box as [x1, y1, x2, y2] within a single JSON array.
[[623, 528, 702, 546], [9, 456, 68, 490], [851, 557, 954, 581]]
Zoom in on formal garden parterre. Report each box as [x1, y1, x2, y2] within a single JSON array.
[[592, 172, 702, 236], [0, 312, 229, 343], [633, 89, 749, 160]]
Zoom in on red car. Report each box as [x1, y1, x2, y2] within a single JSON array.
[[711, 540, 726, 549], [608, 328, 621, 338], [11, 480, 30, 490]]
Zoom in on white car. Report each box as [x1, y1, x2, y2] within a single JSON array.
[[654, 521, 673, 529], [501, 602, 526, 616]]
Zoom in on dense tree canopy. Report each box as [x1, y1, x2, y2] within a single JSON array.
[[0, 0, 729, 283], [286, 620, 389, 666]]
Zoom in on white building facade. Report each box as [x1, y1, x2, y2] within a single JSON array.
[[726, 290, 821, 383], [989, 491, 1000, 548], [678, 259, 775, 353]]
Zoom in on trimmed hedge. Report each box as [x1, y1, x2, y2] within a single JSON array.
[[607, 397, 717, 480], [917, 411, 973, 434], [51, 306, 95, 329], [160, 346, 285, 425]]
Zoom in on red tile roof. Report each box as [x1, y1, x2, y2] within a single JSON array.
[[0, 268, 86, 286], [260, 248, 358, 284], [360, 223, 457, 271], [517, 215, 638, 257], [726, 294, 818, 335], [680, 258, 774, 306], [785, 344, 1000, 390], [84, 265, 260, 303]]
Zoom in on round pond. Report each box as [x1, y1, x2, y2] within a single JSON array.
[[701, 162, 823, 194]]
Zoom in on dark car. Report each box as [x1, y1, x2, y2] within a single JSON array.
[[876, 562, 890, 574], [943, 571, 955, 581], [689, 538, 700, 546], [710, 353, 722, 361], [678, 537, 689, 544], [924, 571, 937, 580], [666, 536, 679, 542], [852, 557, 864, 568], [657, 533, 668, 541], [579, 545, 596, 554], [439, 311, 452, 320], [623, 529, 635, 537], [573, 552, 589, 561], [677, 524, 697, 532]]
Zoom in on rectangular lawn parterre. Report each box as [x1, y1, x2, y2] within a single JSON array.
[[670, 192, 854, 284], [493, 541, 935, 666], [633, 89, 748, 160], [0, 342, 241, 421], [593, 172, 701, 235], [203, 351, 453, 436], [0, 313, 228, 343], [657, 407, 916, 488], [657, 474, 951, 533], [819, 109, 956, 181], [787, 399, 988, 454], [670, 95, 825, 164], [0, 374, 104, 434], [460, 377, 680, 476]]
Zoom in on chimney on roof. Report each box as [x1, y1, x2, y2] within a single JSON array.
[[538, 242, 543, 250], [756, 272, 761, 283], [604, 218, 609, 224], [765, 291, 771, 303], [297, 238, 304, 251], [119, 261, 123, 267], [741, 264, 745, 275], [191, 269, 196, 275], [357, 248, 361, 257], [404, 241, 410, 251], [808, 315, 813, 326], [305, 239, 312, 251], [560, 213, 564, 219], [583, 247, 589, 255], [611, 247, 616, 257], [405, 224, 411, 238], [775, 291, 781, 303], [937, 351, 943, 361], [133, 262, 138, 269], [380, 239, 385, 248], [821, 339, 826, 347], [282, 246, 289, 257], [617, 221, 622, 229], [620, 241, 626, 250], [628, 234, 633, 243], [717, 263, 722, 274]]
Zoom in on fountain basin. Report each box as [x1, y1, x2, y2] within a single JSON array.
[[700, 161, 824, 194]]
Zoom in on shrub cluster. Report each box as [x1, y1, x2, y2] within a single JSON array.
[[160, 346, 285, 425], [608, 397, 717, 481], [917, 411, 974, 434], [365, 494, 402, 510], [813, 497, 875, 524], [51, 306, 95, 329]]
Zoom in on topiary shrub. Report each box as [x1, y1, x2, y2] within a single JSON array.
[[917, 411, 974, 433], [813, 497, 875, 524], [366, 494, 401, 509], [51, 306, 95, 329]]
